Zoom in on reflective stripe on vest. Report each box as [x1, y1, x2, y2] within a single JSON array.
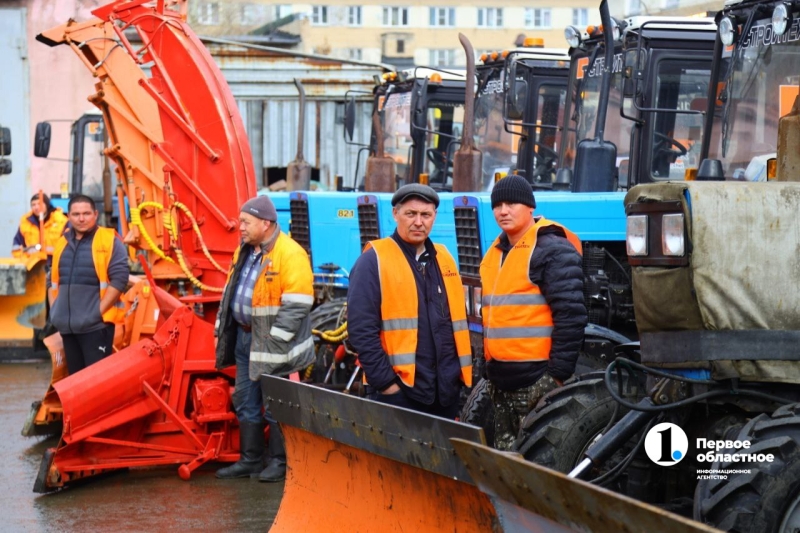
[[368, 238, 472, 387], [51, 227, 126, 324], [480, 217, 581, 363]]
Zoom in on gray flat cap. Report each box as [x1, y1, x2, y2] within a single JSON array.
[[391, 183, 440, 208], [241, 195, 277, 221]]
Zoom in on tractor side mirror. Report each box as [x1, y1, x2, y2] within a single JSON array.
[[344, 96, 356, 142], [0, 126, 10, 156], [34, 122, 51, 158], [505, 59, 527, 120], [622, 49, 645, 98]]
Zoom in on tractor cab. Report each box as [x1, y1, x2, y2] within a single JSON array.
[[474, 41, 570, 190], [560, 16, 717, 192], [34, 111, 119, 226], [356, 68, 466, 191], [700, 0, 800, 181]]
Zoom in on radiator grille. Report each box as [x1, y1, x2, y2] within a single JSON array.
[[289, 199, 311, 260], [357, 203, 380, 249], [454, 206, 481, 277]]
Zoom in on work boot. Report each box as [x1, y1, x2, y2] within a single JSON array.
[[258, 421, 286, 482], [216, 421, 265, 479]]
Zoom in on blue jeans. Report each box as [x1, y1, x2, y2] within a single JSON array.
[[231, 326, 278, 425]]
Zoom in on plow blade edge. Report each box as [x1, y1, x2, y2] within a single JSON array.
[[263, 376, 499, 532]]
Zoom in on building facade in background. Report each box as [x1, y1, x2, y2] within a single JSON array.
[[187, 0, 602, 68]]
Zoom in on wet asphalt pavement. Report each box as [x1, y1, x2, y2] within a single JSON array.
[[0, 362, 282, 532]]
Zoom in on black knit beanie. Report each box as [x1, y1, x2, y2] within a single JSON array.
[[491, 175, 536, 209]]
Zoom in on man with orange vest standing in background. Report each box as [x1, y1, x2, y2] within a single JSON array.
[[12, 193, 69, 262], [49, 194, 129, 375], [348, 184, 472, 419], [480, 175, 587, 450]]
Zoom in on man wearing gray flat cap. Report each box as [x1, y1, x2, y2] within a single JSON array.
[[348, 184, 473, 419], [215, 194, 314, 482]]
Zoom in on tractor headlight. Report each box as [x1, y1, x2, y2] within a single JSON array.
[[626, 215, 648, 256], [719, 16, 738, 46], [661, 213, 685, 256], [773, 4, 792, 36], [565, 26, 582, 48], [463, 286, 472, 316], [473, 287, 483, 317]]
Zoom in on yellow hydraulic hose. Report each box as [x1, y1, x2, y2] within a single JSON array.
[[129, 201, 224, 292], [313, 321, 348, 343], [130, 202, 174, 264]]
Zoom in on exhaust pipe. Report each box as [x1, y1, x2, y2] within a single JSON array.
[[364, 109, 396, 192], [453, 33, 483, 192], [287, 79, 312, 191], [571, 0, 618, 192]]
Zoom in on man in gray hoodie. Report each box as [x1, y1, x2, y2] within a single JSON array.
[[49, 195, 129, 375]]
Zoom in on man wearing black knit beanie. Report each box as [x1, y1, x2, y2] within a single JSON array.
[[480, 174, 587, 451]]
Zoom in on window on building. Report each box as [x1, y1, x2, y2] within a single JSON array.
[[311, 6, 328, 25], [430, 49, 456, 66], [397, 40, 406, 54], [477, 7, 503, 28], [572, 8, 588, 26], [240, 3, 267, 25], [525, 8, 551, 28], [275, 5, 292, 19], [347, 48, 363, 60], [383, 7, 409, 27], [348, 6, 362, 26], [197, 2, 220, 25], [430, 7, 455, 27]]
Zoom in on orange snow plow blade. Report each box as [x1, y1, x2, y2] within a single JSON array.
[[264, 377, 717, 532], [452, 439, 719, 533], [262, 376, 499, 532]]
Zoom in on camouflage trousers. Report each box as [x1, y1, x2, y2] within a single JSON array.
[[490, 373, 560, 451]]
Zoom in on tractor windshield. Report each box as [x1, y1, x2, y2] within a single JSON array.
[[474, 69, 515, 189], [381, 90, 413, 181], [423, 100, 464, 188], [648, 61, 710, 180], [562, 51, 634, 175], [80, 119, 106, 199], [713, 18, 800, 180]]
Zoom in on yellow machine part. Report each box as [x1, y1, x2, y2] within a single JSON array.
[[0, 255, 47, 350], [21, 333, 67, 437]]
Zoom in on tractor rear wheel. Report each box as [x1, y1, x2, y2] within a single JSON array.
[[695, 404, 800, 533], [459, 379, 495, 446], [513, 371, 646, 478], [459, 350, 629, 450]]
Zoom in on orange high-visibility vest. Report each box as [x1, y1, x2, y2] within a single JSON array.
[[367, 238, 472, 387], [13, 209, 68, 257], [480, 217, 582, 363], [51, 227, 126, 324]]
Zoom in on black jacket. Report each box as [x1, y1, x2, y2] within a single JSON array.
[[486, 225, 587, 390], [347, 232, 462, 407]]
